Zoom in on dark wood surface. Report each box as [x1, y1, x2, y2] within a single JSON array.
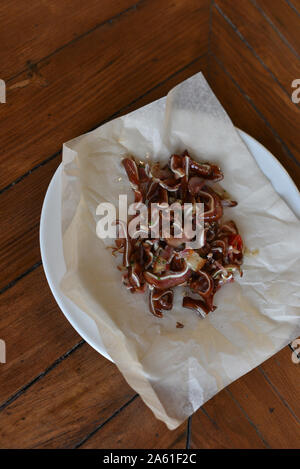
[[0, 0, 299, 449]]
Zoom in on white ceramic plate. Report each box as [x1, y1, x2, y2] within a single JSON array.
[[40, 129, 300, 362]]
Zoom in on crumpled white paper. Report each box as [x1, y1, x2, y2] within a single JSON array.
[[60, 72, 300, 429]]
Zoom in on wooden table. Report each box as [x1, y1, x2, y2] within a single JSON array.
[[0, 0, 299, 449]]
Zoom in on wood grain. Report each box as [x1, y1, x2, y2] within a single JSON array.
[[215, 0, 300, 92], [0, 343, 136, 448], [227, 365, 300, 448], [211, 5, 300, 160], [191, 347, 300, 449], [208, 55, 300, 188], [190, 390, 266, 449], [0, 265, 80, 405], [254, 0, 300, 54], [0, 0, 209, 189], [259, 347, 300, 418], [0, 0, 138, 80], [0, 55, 208, 291], [80, 397, 187, 449], [0, 157, 60, 291]]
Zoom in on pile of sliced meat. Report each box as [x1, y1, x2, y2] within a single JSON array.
[[112, 151, 243, 319]]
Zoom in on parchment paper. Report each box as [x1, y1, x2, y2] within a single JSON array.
[[60, 72, 300, 429]]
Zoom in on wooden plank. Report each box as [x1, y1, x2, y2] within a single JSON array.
[[290, 0, 300, 11], [0, 55, 208, 290], [192, 347, 300, 449], [0, 265, 80, 405], [0, 0, 209, 189], [211, 6, 300, 161], [190, 389, 266, 449], [227, 365, 300, 448], [0, 157, 60, 291], [254, 0, 300, 54], [215, 0, 299, 92], [0, 343, 136, 448], [208, 56, 300, 189], [259, 347, 300, 418], [0, 0, 138, 80], [80, 397, 187, 449]]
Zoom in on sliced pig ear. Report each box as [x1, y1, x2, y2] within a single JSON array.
[[188, 176, 205, 195], [182, 297, 209, 317], [158, 178, 181, 192], [188, 157, 224, 182], [221, 199, 237, 207], [189, 159, 212, 177], [138, 165, 149, 183], [149, 287, 174, 317], [151, 288, 174, 316], [189, 270, 214, 299], [209, 164, 224, 182], [114, 220, 131, 267], [218, 220, 239, 236], [170, 154, 185, 178], [122, 158, 140, 189], [183, 293, 217, 317], [158, 186, 168, 204], [198, 186, 223, 222], [143, 261, 192, 289]]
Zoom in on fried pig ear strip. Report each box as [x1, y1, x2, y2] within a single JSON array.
[[142, 242, 154, 270], [198, 185, 223, 222], [227, 233, 244, 265], [221, 199, 237, 207], [145, 181, 159, 204], [149, 288, 174, 318], [122, 157, 144, 203], [189, 270, 214, 299], [186, 153, 223, 182], [114, 220, 131, 267], [128, 261, 145, 291], [212, 264, 242, 286], [170, 154, 186, 178], [218, 220, 238, 236], [188, 176, 205, 195], [182, 296, 215, 317], [184, 270, 216, 315], [148, 162, 181, 192], [211, 239, 227, 260], [144, 260, 192, 290], [166, 232, 193, 248], [122, 157, 139, 188], [169, 152, 190, 180]]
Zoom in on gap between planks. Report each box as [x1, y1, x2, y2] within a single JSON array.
[[208, 52, 300, 171], [0, 53, 208, 197], [213, 2, 300, 107]]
